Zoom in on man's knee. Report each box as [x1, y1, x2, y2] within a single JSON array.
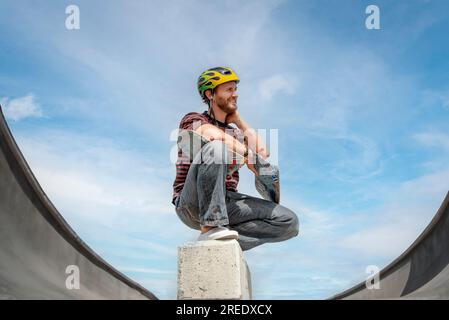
[[277, 206, 299, 238], [201, 140, 228, 164]]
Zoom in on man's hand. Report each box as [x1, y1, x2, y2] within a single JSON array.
[[245, 149, 259, 176], [226, 112, 270, 159]]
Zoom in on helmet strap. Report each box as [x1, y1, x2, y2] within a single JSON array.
[[207, 90, 218, 126]]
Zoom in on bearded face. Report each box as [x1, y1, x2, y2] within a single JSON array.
[[211, 81, 238, 114]]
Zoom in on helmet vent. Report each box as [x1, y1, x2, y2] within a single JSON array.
[[209, 67, 230, 75]]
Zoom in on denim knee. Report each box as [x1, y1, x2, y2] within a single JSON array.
[[201, 140, 228, 165], [278, 206, 300, 238]]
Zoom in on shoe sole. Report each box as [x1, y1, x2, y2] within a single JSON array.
[[198, 233, 239, 241], [212, 234, 239, 240]]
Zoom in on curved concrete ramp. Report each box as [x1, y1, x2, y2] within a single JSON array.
[[332, 191, 449, 299], [0, 106, 157, 299]]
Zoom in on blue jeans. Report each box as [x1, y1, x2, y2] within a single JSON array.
[[174, 140, 299, 251]]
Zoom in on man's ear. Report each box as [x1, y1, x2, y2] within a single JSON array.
[[205, 89, 213, 101]]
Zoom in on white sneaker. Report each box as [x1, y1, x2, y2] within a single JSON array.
[[197, 226, 239, 241]]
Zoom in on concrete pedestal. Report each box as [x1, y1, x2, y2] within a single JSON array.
[[177, 240, 252, 300]]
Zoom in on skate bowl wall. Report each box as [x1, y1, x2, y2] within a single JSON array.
[[331, 191, 449, 299]]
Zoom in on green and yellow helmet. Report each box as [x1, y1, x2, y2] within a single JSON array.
[[197, 67, 240, 103]]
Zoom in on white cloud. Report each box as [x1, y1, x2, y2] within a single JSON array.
[[1, 94, 42, 121], [282, 196, 340, 245], [328, 133, 384, 182], [1, 1, 290, 135], [339, 168, 449, 258], [414, 132, 449, 151], [340, 222, 419, 258], [13, 128, 188, 240], [421, 89, 449, 110], [131, 239, 178, 257], [258, 74, 299, 102]]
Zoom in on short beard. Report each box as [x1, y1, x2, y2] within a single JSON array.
[[216, 98, 237, 114]]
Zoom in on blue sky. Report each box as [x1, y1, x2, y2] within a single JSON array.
[[1, 0, 449, 299]]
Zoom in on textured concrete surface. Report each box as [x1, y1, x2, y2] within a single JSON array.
[[177, 240, 252, 300], [0, 106, 157, 299], [332, 191, 449, 299]]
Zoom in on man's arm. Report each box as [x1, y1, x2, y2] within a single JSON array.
[[227, 112, 270, 159], [195, 124, 261, 176], [194, 124, 247, 157]]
